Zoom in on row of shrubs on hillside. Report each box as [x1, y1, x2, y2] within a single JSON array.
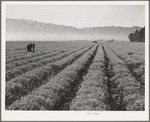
[[128, 27, 145, 42]]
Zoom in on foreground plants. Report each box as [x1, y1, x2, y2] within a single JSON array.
[[7, 45, 98, 110], [6, 45, 94, 107]]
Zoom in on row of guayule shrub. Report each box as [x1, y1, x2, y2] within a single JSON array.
[[6, 50, 26, 59], [7, 44, 98, 110], [6, 45, 88, 81], [6, 45, 49, 57], [6, 43, 89, 64], [70, 44, 110, 110], [106, 43, 144, 64], [6, 44, 86, 70], [107, 44, 144, 71], [103, 45, 144, 111], [6, 48, 72, 70], [6, 47, 54, 64], [6, 44, 78, 64], [6, 45, 81, 71], [6, 46, 41, 59], [106, 44, 145, 95], [6, 44, 94, 107]]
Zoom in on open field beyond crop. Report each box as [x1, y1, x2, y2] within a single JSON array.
[[6, 41, 145, 111]]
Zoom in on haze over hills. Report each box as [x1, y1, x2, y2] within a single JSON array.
[[6, 18, 143, 41]]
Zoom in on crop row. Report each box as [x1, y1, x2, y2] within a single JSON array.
[[6, 46, 43, 57], [105, 42, 144, 54], [106, 43, 144, 64], [6, 49, 53, 64], [70, 44, 110, 111], [6, 45, 88, 81], [7, 44, 98, 110], [106, 44, 145, 95], [6, 49, 26, 58], [6, 42, 91, 63], [6, 45, 94, 107], [6, 45, 57, 58], [103, 45, 144, 111], [6, 44, 78, 64], [6, 46, 28, 56], [6, 42, 90, 62], [6, 45, 52, 63], [6, 48, 72, 70]]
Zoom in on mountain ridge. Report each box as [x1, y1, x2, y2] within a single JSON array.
[[6, 18, 143, 41], [7, 18, 142, 29]]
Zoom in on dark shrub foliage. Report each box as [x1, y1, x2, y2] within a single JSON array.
[[128, 27, 145, 42]]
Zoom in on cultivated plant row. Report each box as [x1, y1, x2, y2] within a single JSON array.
[[106, 43, 144, 64], [6, 42, 89, 63], [7, 44, 98, 110], [6, 45, 44, 57], [6, 47, 52, 64], [103, 45, 144, 111], [106, 44, 145, 95], [6, 50, 26, 59], [6, 44, 80, 64], [6, 47, 75, 70], [6, 44, 61, 60], [6, 46, 29, 58], [6, 45, 88, 81], [6, 45, 94, 107], [70, 44, 110, 111]]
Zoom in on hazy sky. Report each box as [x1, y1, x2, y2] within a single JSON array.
[[6, 5, 145, 28]]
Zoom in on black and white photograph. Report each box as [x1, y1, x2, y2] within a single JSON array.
[[1, 1, 149, 121]]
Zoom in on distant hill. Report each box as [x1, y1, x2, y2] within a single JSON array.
[[6, 18, 143, 41]]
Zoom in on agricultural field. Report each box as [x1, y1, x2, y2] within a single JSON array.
[[5, 41, 145, 111]]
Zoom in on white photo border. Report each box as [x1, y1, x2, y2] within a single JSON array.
[[1, 1, 149, 121]]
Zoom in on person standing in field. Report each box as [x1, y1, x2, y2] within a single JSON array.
[[27, 43, 33, 52]]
